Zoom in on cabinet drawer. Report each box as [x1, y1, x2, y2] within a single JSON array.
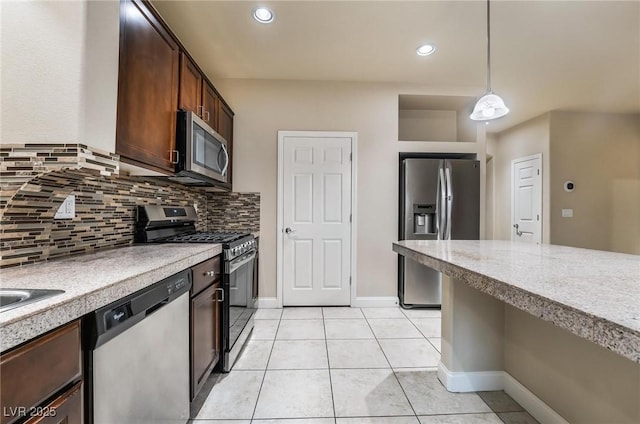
[[23, 381, 82, 424], [191, 255, 221, 295], [1, 321, 81, 424]]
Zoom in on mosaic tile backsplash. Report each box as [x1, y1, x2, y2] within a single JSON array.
[[206, 192, 260, 233], [1, 145, 260, 268]]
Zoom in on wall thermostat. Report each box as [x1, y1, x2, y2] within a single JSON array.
[[564, 181, 575, 192]]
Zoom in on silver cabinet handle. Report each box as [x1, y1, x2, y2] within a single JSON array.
[[197, 105, 204, 118], [205, 270, 216, 277], [170, 150, 179, 164], [215, 287, 224, 302], [284, 227, 295, 234], [205, 110, 210, 122], [513, 224, 523, 237]]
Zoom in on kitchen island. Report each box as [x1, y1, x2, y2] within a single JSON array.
[[394, 240, 640, 424]]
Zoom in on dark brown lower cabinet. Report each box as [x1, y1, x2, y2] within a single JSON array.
[[23, 382, 82, 424], [190, 256, 222, 401], [0, 321, 82, 424]]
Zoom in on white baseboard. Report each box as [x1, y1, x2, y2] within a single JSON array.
[[351, 296, 399, 308], [436, 362, 569, 424], [504, 373, 570, 424], [257, 297, 279, 308], [437, 361, 504, 392]]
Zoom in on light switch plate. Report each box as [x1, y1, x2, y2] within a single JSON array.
[[562, 208, 573, 218], [54, 195, 76, 219]]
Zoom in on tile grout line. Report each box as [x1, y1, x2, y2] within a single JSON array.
[[404, 312, 443, 352], [362, 312, 421, 421], [321, 308, 339, 423], [249, 312, 282, 421]]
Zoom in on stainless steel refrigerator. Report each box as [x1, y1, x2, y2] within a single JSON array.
[[399, 157, 480, 308]]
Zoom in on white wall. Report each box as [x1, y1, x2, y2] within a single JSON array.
[[491, 114, 551, 242], [0, 0, 119, 151], [549, 111, 640, 254], [80, 0, 120, 152], [398, 109, 457, 142], [216, 79, 482, 298], [1, 1, 86, 143]]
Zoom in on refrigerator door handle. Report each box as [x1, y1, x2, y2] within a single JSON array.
[[445, 163, 453, 240], [437, 166, 447, 240]]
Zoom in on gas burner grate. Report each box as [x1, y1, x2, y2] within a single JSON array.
[[166, 232, 248, 244]]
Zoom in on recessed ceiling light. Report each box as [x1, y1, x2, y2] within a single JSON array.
[[253, 7, 275, 24], [416, 44, 436, 56]]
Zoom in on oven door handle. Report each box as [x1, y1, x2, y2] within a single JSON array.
[[228, 252, 256, 274]]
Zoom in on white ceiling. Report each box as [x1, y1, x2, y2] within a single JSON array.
[[152, 1, 640, 132]]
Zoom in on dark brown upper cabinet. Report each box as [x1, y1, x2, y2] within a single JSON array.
[[178, 53, 203, 116], [218, 101, 234, 186], [116, 0, 180, 173], [202, 82, 220, 130], [179, 53, 220, 130], [115, 0, 234, 186]]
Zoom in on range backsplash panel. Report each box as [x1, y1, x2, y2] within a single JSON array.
[[1, 143, 119, 209], [1, 144, 259, 268], [1, 169, 207, 268], [206, 192, 260, 233]]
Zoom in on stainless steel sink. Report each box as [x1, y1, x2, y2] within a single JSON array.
[[0, 289, 65, 313]]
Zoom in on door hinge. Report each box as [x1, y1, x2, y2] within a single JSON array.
[[537, 214, 540, 221], [350, 153, 352, 162], [349, 277, 352, 286], [537, 169, 540, 175], [349, 214, 352, 223]]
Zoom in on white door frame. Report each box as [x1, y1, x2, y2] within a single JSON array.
[[277, 131, 358, 308], [511, 153, 543, 243]]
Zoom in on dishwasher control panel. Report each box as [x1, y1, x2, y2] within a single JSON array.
[[86, 269, 191, 349]]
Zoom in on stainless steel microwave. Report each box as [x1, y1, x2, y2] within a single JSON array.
[[170, 110, 229, 186]]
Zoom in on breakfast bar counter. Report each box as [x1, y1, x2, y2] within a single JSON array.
[[394, 240, 640, 423], [393, 240, 640, 362]]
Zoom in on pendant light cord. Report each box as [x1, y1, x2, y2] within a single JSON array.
[[486, 0, 492, 93]]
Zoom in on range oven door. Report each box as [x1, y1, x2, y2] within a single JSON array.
[[222, 250, 256, 371], [175, 110, 229, 184]]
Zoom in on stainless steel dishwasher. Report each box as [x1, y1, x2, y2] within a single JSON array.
[[84, 270, 191, 424]]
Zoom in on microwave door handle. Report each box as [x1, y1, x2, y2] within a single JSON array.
[[220, 143, 229, 177]]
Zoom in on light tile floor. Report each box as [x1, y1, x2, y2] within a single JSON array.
[[192, 307, 539, 424]]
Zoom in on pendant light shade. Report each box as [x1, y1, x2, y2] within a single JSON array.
[[470, 93, 509, 120], [470, 0, 509, 121]]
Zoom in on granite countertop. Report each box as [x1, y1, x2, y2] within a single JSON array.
[[393, 240, 640, 363], [0, 244, 222, 352]]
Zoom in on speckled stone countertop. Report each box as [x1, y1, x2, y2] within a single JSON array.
[[0, 244, 222, 352], [393, 240, 640, 363]]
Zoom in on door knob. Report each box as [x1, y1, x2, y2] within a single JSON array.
[[284, 227, 295, 234], [513, 224, 523, 237]]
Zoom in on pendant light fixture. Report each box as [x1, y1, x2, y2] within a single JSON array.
[[470, 0, 509, 121]]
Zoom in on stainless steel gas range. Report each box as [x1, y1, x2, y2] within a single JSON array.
[[135, 205, 257, 372]]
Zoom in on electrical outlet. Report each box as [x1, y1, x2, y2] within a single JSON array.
[[562, 208, 573, 218], [54, 195, 76, 219]]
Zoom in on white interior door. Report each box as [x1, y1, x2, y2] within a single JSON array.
[[512, 154, 542, 244], [282, 134, 352, 306]]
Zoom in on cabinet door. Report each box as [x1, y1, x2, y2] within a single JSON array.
[[202, 83, 219, 129], [179, 53, 203, 116], [1, 321, 81, 424], [218, 102, 234, 186], [23, 382, 82, 424], [190, 284, 216, 400], [116, 0, 180, 173]]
